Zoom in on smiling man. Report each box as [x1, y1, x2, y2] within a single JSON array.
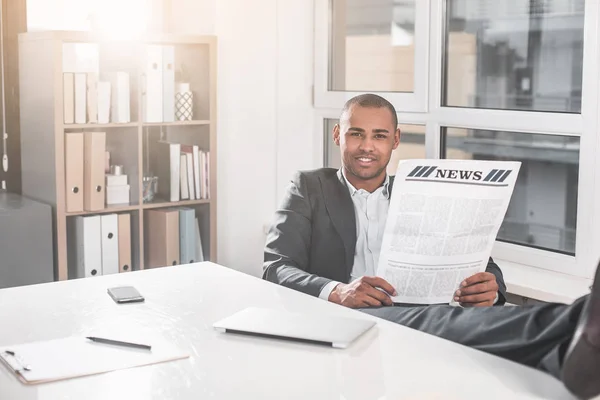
[[264, 93, 504, 308]]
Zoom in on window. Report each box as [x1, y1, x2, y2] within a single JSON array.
[[442, 127, 579, 255], [443, 0, 585, 113], [315, 0, 600, 280], [315, 0, 429, 111], [324, 119, 425, 176], [329, 0, 416, 93]]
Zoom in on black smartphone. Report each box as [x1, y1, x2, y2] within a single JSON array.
[[107, 286, 145, 304]]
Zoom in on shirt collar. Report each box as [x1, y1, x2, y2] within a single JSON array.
[[337, 168, 390, 199]]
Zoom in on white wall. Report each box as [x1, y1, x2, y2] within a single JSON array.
[[174, 0, 316, 276], [169, 0, 215, 35], [214, 0, 278, 277], [274, 1, 317, 201], [27, 0, 164, 33]]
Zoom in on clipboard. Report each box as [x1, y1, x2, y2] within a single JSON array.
[[0, 336, 189, 385]]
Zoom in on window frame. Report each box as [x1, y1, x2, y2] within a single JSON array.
[[315, 0, 600, 280]]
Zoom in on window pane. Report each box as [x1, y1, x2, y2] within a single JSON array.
[[329, 0, 416, 92], [324, 119, 425, 176], [443, 0, 584, 113], [443, 127, 579, 255]]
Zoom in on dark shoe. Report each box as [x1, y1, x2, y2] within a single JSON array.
[[561, 262, 600, 399]]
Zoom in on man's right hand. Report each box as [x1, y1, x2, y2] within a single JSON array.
[[328, 277, 397, 308]]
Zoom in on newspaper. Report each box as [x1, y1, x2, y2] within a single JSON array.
[[376, 159, 521, 305]]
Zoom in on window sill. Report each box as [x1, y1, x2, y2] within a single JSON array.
[[497, 258, 592, 304]]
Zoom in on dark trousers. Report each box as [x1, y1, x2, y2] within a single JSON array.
[[359, 297, 586, 379]]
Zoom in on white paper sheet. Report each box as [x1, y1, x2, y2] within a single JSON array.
[[376, 159, 521, 305], [0, 335, 189, 385]]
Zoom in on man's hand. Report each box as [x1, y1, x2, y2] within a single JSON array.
[[329, 277, 397, 308], [454, 272, 498, 307]]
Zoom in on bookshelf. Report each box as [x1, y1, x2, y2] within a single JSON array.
[[18, 31, 217, 281]]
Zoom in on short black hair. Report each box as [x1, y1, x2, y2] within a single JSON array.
[[340, 93, 398, 128]]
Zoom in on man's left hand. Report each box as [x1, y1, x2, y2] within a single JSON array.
[[454, 272, 498, 307]]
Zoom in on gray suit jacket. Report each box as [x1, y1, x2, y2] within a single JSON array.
[[263, 168, 507, 304]]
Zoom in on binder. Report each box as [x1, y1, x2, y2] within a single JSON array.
[[180, 154, 189, 200], [118, 213, 132, 272], [144, 45, 163, 122], [179, 208, 196, 264], [97, 81, 111, 124], [101, 214, 119, 275], [84, 132, 106, 211], [146, 209, 180, 268], [65, 132, 84, 213], [156, 142, 180, 202], [86, 73, 98, 124], [63, 73, 75, 124], [206, 151, 211, 199], [181, 145, 198, 200], [162, 45, 175, 122], [73, 216, 102, 278], [195, 217, 205, 262], [106, 72, 130, 123], [201, 151, 208, 199], [197, 149, 204, 199], [74, 73, 87, 124], [185, 152, 194, 200], [192, 147, 200, 200]]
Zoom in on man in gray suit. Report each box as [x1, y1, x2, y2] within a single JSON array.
[[265, 93, 504, 308], [263, 94, 600, 399]]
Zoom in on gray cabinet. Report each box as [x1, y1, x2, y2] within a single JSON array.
[[0, 192, 54, 288]]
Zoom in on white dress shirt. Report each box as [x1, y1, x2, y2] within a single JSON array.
[[319, 169, 390, 300]]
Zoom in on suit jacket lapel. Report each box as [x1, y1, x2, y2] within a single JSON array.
[[320, 173, 356, 277], [389, 175, 396, 198]]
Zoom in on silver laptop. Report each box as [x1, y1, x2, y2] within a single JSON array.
[[213, 307, 376, 349]]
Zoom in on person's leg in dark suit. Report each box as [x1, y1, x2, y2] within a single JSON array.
[[359, 263, 600, 399], [361, 299, 581, 376]]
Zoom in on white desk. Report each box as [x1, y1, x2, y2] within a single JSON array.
[[0, 262, 577, 400]]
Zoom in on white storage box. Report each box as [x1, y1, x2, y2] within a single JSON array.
[[106, 184, 130, 205], [106, 174, 128, 186]]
